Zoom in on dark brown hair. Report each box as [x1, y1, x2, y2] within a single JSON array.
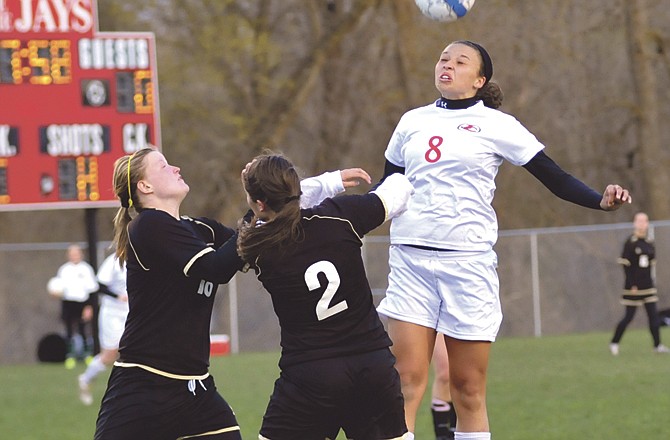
[[237, 153, 303, 263], [453, 40, 504, 109]]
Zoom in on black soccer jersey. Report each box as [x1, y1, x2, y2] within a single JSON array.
[[620, 234, 655, 291], [118, 209, 243, 376], [254, 193, 392, 368]]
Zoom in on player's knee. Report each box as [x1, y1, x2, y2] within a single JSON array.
[[434, 367, 450, 384], [397, 370, 429, 403], [399, 367, 428, 387], [450, 378, 485, 410]]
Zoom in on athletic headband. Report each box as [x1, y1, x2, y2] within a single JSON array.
[[126, 151, 137, 208], [464, 40, 493, 86]]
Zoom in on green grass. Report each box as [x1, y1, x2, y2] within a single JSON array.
[[1, 329, 668, 439]]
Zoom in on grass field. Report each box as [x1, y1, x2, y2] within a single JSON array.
[[1, 329, 668, 439]]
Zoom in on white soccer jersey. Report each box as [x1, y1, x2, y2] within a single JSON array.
[[385, 100, 544, 251], [56, 261, 98, 302]]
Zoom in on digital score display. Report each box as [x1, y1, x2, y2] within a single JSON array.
[[0, 0, 161, 210]]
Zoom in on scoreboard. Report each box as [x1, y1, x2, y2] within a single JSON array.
[[0, 0, 160, 210]]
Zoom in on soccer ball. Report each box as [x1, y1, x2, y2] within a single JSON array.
[[47, 277, 64, 298], [414, 0, 476, 22]]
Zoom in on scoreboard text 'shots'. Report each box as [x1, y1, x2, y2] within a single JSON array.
[[0, 0, 160, 210]]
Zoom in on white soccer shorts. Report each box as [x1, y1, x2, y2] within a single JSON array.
[[98, 306, 128, 350], [377, 244, 502, 341]]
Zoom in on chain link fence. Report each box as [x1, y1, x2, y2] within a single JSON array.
[[2, 221, 669, 364]]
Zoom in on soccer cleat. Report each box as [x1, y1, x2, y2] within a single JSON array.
[[78, 375, 93, 406], [609, 343, 619, 356], [654, 344, 670, 353], [64, 357, 76, 369]]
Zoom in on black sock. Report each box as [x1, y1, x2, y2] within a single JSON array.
[[431, 399, 456, 437]]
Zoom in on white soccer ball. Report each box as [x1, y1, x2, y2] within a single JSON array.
[[47, 277, 64, 298], [414, 0, 476, 22]]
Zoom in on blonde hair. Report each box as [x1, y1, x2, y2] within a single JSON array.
[[111, 147, 154, 264]]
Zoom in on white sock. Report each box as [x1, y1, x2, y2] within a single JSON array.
[[455, 432, 491, 440], [403, 432, 414, 440], [80, 355, 106, 383], [431, 398, 452, 411]]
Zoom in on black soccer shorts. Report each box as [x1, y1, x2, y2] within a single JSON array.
[[259, 348, 407, 440], [94, 366, 241, 440]]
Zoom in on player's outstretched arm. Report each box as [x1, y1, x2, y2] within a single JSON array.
[[242, 158, 372, 207], [299, 168, 371, 208], [600, 184, 632, 211]]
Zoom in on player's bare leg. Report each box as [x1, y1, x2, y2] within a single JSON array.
[[387, 318, 437, 433], [444, 336, 491, 434], [79, 347, 120, 405], [432, 335, 456, 439]]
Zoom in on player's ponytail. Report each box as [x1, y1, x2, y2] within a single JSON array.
[[478, 81, 503, 109], [111, 147, 153, 264], [238, 153, 303, 263]]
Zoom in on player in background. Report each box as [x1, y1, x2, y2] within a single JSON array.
[[610, 212, 669, 355], [237, 153, 413, 440], [431, 337, 456, 440], [94, 146, 372, 439], [78, 252, 128, 406], [375, 40, 632, 440], [49, 243, 99, 369]]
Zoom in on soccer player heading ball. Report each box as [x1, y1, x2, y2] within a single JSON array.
[[375, 40, 632, 440]]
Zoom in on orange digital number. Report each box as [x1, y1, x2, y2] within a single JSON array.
[[0, 40, 22, 84], [0, 158, 9, 204], [50, 40, 71, 84], [28, 40, 52, 85], [76, 157, 100, 201], [133, 70, 154, 114]]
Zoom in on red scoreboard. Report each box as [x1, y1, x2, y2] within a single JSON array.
[[0, 0, 160, 210]]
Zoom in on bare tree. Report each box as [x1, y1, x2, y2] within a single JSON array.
[[11, 0, 665, 233], [625, 0, 669, 218]]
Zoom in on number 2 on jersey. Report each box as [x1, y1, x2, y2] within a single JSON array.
[[304, 260, 348, 321], [425, 135, 443, 163]]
